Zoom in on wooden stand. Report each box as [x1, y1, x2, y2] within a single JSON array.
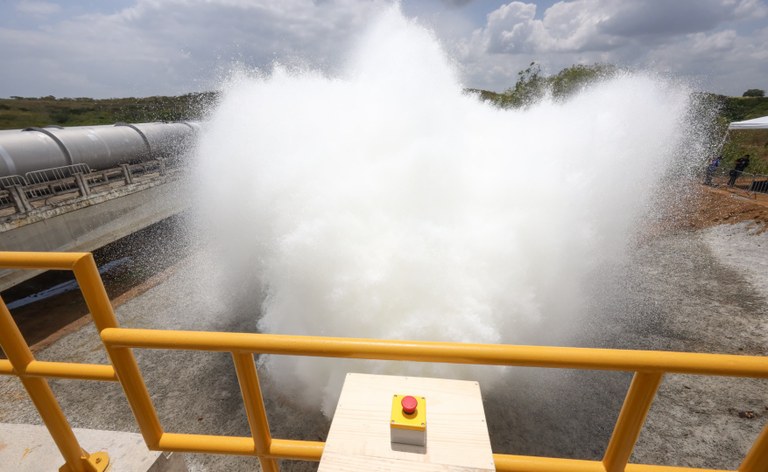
[[319, 373, 495, 471]]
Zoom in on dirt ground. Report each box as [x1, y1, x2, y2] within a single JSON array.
[[674, 185, 768, 232]]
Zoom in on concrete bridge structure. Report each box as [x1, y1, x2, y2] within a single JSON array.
[[0, 122, 198, 290]]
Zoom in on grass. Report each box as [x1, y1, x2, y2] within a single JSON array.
[[722, 129, 768, 175], [0, 93, 217, 130], [714, 96, 768, 175]]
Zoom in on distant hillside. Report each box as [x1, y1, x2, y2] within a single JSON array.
[[0, 92, 217, 130], [717, 95, 768, 122], [3, 89, 766, 129], [468, 88, 768, 123], [1, 89, 766, 174]]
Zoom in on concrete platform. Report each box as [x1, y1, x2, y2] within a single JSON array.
[[0, 423, 187, 472]]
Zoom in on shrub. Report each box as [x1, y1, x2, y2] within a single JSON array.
[[743, 89, 765, 98]]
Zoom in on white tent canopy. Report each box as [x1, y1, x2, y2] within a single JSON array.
[[729, 115, 768, 130]]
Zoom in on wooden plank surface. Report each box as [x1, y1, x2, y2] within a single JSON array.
[[318, 373, 495, 471]]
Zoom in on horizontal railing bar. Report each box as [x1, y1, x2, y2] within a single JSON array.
[[156, 433, 733, 471], [493, 454, 731, 472], [158, 432, 255, 455], [157, 433, 325, 460], [493, 454, 605, 472], [268, 439, 325, 461], [101, 328, 768, 378], [623, 465, 731, 472], [0, 252, 87, 270], [0, 359, 117, 381], [26, 361, 117, 381]]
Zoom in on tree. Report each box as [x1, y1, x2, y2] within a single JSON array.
[[499, 62, 618, 108], [742, 89, 765, 97], [549, 63, 618, 99], [501, 62, 547, 108]]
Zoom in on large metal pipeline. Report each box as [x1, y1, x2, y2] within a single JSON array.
[[0, 122, 200, 177]]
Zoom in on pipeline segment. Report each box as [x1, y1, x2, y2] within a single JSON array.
[[0, 122, 200, 177]]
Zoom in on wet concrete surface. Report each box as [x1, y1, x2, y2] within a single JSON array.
[[0, 214, 191, 351], [0, 225, 766, 471], [481, 228, 768, 469]]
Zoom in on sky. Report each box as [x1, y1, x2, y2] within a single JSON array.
[[0, 0, 766, 98]]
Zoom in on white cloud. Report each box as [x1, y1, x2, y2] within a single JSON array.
[[458, 0, 768, 94], [648, 26, 768, 72], [0, 0, 387, 97], [478, 1, 631, 55], [484, 2, 538, 53], [689, 29, 738, 54], [0, 0, 766, 98], [733, 0, 768, 18], [16, 1, 61, 16], [539, 1, 619, 51], [476, 0, 762, 55]]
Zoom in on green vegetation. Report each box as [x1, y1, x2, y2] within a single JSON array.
[[470, 63, 767, 124], [709, 95, 768, 175], [742, 89, 765, 98], [721, 129, 768, 174], [0, 92, 217, 130], [468, 62, 619, 108], [716, 95, 768, 122]]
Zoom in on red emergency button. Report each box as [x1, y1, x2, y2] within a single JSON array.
[[401, 395, 418, 414]]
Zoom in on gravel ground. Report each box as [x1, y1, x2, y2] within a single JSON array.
[[479, 223, 768, 470], [703, 223, 768, 300], [1, 223, 766, 471]]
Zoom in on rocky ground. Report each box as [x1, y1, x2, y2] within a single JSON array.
[[0, 183, 766, 471]]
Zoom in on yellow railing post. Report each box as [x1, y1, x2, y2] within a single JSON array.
[[739, 423, 768, 472], [71, 254, 164, 449], [602, 372, 664, 472], [232, 352, 280, 472], [0, 297, 108, 472]]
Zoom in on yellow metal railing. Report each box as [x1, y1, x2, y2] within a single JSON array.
[[0, 251, 766, 472]]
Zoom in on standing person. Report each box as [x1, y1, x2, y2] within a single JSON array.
[[704, 155, 721, 186], [728, 154, 750, 187]]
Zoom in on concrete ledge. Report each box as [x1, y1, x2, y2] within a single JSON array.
[[0, 174, 189, 291], [0, 423, 187, 472]]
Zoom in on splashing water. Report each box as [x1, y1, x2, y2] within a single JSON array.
[[194, 7, 705, 414]]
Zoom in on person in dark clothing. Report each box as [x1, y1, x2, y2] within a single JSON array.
[[704, 155, 721, 185], [727, 154, 750, 187]]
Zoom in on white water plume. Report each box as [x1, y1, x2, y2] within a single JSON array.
[[194, 6, 705, 414]]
